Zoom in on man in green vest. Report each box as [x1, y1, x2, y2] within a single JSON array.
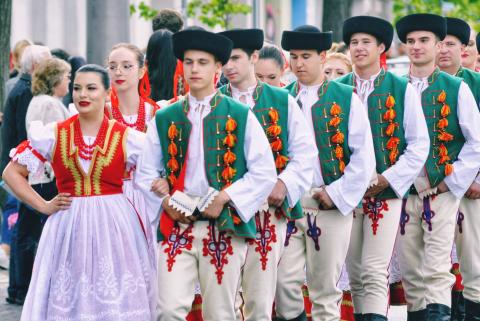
[[218, 28, 317, 321], [336, 16, 430, 321], [438, 18, 480, 106], [437, 17, 480, 320], [395, 14, 480, 321], [136, 27, 277, 321], [274, 25, 376, 321]]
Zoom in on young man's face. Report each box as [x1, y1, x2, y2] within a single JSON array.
[[222, 48, 258, 86], [349, 33, 385, 69], [289, 49, 325, 86], [183, 50, 221, 92], [437, 34, 464, 71], [405, 31, 440, 67]]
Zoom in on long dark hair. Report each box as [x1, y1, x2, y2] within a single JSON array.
[[146, 29, 176, 101]]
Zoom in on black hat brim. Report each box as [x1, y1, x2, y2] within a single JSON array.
[[396, 14, 447, 43], [172, 29, 233, 65], [281, 30, 333, 51], [218, 29, 264, 50], [446, 17, 471, 45], [343, 16, 393, 52]]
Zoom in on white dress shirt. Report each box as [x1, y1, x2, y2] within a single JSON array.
[[410, 75, 480, 198], [229, 83, 317, 207], [296, 82, 376, 215], [352, 72, 430, 198], [135, 92, 277, 224]]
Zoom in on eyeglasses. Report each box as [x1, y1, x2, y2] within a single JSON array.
[[107, 64, 137, 73]]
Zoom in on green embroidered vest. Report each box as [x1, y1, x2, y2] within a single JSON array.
[[286, 80, 352, 185], [336, 69, 408, 199], [156, 92, 256, 238], [411, 69, 465, 188], [220, 82, 303, 219], [456, 67, 480, 108]]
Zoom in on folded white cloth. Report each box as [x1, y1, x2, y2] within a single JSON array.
[[300, 187, 324, 216], [413, 176, 438, 199], [168, 188, 219, 217]]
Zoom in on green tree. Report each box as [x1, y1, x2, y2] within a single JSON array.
[[187, 0, 251, 29], [130, 0, 252, 30], [393, 0, 480, 30], [130, 1, 159, 20]]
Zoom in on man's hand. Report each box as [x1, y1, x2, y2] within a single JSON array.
[[151, 178, 170, 198], [202, 191, 231, 219], [365, 174, 390, 197], [312, 188, 335, 210], [162, 196, 196, 224], [465, 182, 480, 199], [437, 181, 450, 194], [268, 180, 287, 207]]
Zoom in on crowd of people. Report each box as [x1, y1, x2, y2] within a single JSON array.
[[1, 7, 480, 321]]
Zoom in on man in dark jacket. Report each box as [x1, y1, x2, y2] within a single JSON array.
[[2, 45, 50, 305]]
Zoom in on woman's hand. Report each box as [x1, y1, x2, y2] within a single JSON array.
[[41, 193, 73, 215], [151, 178, 170, 197]]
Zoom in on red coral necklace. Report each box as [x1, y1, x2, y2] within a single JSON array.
[[74, 116, 109, 160], [111, 96, 146, 132]]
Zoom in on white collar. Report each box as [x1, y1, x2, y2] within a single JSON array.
[[354, 69, 382, 82], [188, 91, 217, 106], [230, 83, 257, 96], [297, 81, 323, 93], [409, 74, 429, 83]]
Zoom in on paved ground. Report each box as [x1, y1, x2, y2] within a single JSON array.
[[0, 268, 408, 320], [0, 269, 22, 321]]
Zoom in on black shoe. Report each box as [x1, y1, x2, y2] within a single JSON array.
[[275, 311, 307, 321], [5, 296, 24, 305], [363, 313, 387, 321], [452, 291, 466, 321], [354, 313, 364, 321], [426, 303, 451, 321], [465, 299, 480, 321], [408, 309, 427, 321]]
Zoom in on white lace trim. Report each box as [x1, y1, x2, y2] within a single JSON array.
[[10, 146, 44, 176]]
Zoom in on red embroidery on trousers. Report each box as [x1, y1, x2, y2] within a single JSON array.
[[202, 220, 234, 284], [363, 198, 389, 235], [247, 211, 277, 270], [163, 223, 194, 271]]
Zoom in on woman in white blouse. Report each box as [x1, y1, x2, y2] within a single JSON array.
[[26, 57, 71, 131]]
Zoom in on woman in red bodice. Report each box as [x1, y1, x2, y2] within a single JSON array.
[[3, 65, 158, 321]]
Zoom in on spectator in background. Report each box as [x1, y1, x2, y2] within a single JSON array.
[[152, 8, 184, 33], [255, 45, 286, 87], [461, 29, 478, 71], [329, 41, 349, 55], [5, 57, 71, 305], [50, 48, 70, 62], [1, 45, 51, 172], [146, 29, 176, 101], [5, 40, 32, 101], [64, 56, 86, 106], [324, 52, 352, 81], [50, 48, 71, 107], [2, 44, 51, 306]]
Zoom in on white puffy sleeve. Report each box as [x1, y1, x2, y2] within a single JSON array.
[[10, 121, 56, 175]]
